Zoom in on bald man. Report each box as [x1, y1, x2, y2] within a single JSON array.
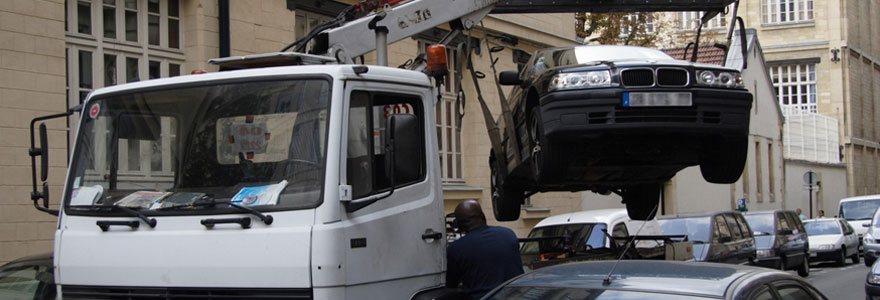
[[446, 200, 523, 299]]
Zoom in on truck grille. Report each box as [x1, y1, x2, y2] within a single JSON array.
[[62, 285, 312, 299], [656, 68, 689, 86], [620, 69, 654, 87]]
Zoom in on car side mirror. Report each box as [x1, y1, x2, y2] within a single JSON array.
[[498, 70, 522, 86]]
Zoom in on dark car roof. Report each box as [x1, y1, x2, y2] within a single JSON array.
[[502, 260, 785, 297], [1, 252, 53, 268], [657, 211, 739, 220]]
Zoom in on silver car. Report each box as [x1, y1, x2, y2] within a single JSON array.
[[862, 208, 880, 266], [804, 218, 860, 266]]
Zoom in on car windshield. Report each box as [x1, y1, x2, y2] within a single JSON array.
[[486, 286, 711, 300], [66, 78, 330, 214], [744, 214, 774, 235], [658, 216, 711, 243], [805, 221, 841, 236], [521, 223, 608, 255], [840, 199, 880, 221]]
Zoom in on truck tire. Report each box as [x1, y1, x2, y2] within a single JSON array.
[[529, 107, 562, 183], [490, 153, 523, 221], [699, 136, 747, 184], [623, 183, 661, 220]]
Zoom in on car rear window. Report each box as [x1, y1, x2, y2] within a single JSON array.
[[521, 223, 608, 255], [658, 217, 711, 243], [744, 214, 774, 235]]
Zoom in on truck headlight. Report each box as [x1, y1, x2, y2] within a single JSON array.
[[870, 274, 880, 285], [695, 69, 744, 89], [757, 249, 776, 258], [550, 71, 612, 91]]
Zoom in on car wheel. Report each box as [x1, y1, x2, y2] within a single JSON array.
[[699, 136, 747, 184], [852, 248, 861, 264], [623, 183, 661, 220], [490, 153, 523, 221], [866, 256, 875, 267], [837, 248, 847, 266], [528, 107, 561, 183], [797, 255, 810, 277]]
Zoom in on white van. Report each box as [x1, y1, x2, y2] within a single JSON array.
[[838, 194, 880, 243], [519, 208, 669, 270]]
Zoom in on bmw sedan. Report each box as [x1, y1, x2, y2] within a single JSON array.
[[481, 260, 826, 300], [491, 45, 753, 221]]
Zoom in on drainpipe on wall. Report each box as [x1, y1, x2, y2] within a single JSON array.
[[219, 0, 230, 58]]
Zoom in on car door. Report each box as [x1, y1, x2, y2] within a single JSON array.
[[713, 214, 736, 263], [840, 220, 859, 255], [781, 212, 806, 266], [724, 213, 750, 263]]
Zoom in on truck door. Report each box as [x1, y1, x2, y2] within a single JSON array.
[[340, 81, 444, 298]]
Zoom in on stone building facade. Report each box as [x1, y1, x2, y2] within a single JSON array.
[[0, 0, 580, 263]]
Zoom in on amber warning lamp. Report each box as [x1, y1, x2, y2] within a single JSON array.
[[426, 45, 449, 79]]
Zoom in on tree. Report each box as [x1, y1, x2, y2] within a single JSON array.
[[576, 12, 662, 47]]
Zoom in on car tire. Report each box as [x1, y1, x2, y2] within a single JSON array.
[[797, 255, 810, 277], [623, 183, 661, 220], [490, 153, 523, 221], [866, 256, 875, 267], [699, 136, 747, 184], [837, 248, 847, 266], [528, 107, 562, 183], [852, 249, 861, 264]]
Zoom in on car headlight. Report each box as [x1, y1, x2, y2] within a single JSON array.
[[550, 71, 612, 91], [867, 234, 876, 245], [757, 249, 776, 258], [870, 274, 880, 285], [695, 69, 744, 89]]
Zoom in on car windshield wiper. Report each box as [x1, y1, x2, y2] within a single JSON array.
[[158, 197, 274, 226], [94, 206, 157, 231]]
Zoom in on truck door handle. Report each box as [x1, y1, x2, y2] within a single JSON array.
[[422, 229, 442, 241]]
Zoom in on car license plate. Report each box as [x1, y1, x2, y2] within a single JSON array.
[[623, 92, 692, 107]]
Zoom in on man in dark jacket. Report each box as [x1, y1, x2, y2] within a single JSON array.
[[446, 200, 523, 299]]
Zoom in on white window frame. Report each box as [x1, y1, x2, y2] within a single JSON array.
[[620, 13, 655, 37], [418, 40, 464, 184], [762, 0, 814, 25], [66, 0, 184, 181], [769, 63, 817, 115], [677, 11, 727, 31]]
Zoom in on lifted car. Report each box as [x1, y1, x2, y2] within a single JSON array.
[[490, 45, 753, 221]]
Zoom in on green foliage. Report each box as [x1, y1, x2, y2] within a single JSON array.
[[575, 12, 660, 47]]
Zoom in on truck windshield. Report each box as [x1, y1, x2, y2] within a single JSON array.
[[66, 78, 330, 214], [839, 199, 880, 221]]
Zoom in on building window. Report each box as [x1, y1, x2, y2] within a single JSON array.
[[620, 13, 654, 37], [762, 0, 813, 25], [418, 41, 463, 183], [66, 0, 185, 179], [677, 11, 727, 31], [768, 142, 775, 202], [755, 140, 763, 202], [769, 63, 817, 115]]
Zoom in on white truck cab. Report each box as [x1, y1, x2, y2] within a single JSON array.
[[52, 65, 452, 299], [838, 194, 880, 244]]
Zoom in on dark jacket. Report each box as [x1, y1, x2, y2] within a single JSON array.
[[447, 225, 524, 299]]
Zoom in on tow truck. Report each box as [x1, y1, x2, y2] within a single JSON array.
[[26, 0, 748, 298]]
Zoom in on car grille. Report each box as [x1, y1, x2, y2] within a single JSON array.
[[61, 285, 312, 299], [657, 68, 689, 86], [620, 68, 690, 87], [620, 69, 654, 86]]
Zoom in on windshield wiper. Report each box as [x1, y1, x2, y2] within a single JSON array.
[[95, 206, 157, 231], [159, 197, 274, 226]]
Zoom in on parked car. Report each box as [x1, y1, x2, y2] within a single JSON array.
[[867, 258, 880, 299], [481, 260, 827, 300], [744, 210, 810, 277], [657, 211, 756, 264], [490, 45, 754, 221], [519, 208, 672, 270], [863, 208, 880, 266], [804, 218, 860, 265], [0, 253, 55, 300]]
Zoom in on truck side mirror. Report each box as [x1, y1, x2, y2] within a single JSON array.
[[498, 71, 522, 86], [39, 123, 48, 182], [385, 114, 421, 184], [29, 107, 77, 216]]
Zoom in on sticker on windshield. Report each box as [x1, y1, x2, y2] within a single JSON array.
[[231, 180, 288, 206], [216, 113, 297, 164], [89, 103, 100, 119]]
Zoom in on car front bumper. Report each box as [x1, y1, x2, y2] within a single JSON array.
[[539, 87, 752, 140]]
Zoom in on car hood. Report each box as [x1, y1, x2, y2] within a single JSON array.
[[560, 58, 728, 71], [808, 235, 842, 247]]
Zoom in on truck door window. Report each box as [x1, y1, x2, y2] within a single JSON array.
[[347, 90, 424, 199]]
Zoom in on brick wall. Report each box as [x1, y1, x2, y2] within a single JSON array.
[[0, 0, 66, 264]]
